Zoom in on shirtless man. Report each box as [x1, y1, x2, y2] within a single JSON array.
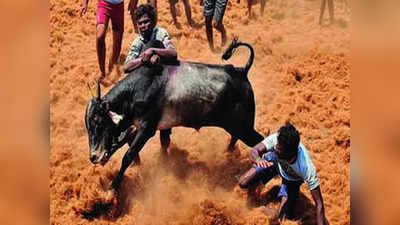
[[81, 0, 124, 86], [319, 0, 334, 25], [201, 0, 228, 51], [169, 0, 195, 26], [237, 0, 266, 18]]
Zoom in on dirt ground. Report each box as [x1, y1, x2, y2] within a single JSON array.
[[50, 0, 350, 224]]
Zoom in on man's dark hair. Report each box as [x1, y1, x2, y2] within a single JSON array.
[[135, 4, 156, 24], [277, 123, 300, 159]]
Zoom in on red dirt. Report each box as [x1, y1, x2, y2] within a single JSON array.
[[50, 0, 350, 224]]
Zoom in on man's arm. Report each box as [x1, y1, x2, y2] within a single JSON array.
[[124, 58, 143, 73], [152, 47, 177, 59], [249, 142, 267, 163], [310, 186, 328, 225], [124, 38, 143, 72]]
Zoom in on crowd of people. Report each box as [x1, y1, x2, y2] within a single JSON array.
[[80, 1, 334, 224], [80, 0, 336, 86]]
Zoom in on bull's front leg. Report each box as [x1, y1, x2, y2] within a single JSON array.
[[111, 127, 137, 152], [110, 124, 156, 191]]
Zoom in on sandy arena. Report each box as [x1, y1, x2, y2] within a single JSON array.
[[50, 0, 350, 224]]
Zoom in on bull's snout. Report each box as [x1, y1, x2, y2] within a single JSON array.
[[90, 155, 98, 163]]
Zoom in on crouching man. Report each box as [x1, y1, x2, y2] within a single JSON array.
[[239, 123, 328, 225]]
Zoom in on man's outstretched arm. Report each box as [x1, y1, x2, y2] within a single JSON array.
[[310, 186, 328, 225], [249, 142, 269, 163]]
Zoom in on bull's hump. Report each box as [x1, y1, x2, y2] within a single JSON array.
[[165, 63, 229, 102], [158, 63, 231, 129]]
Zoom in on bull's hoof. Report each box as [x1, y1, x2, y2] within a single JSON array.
[[104, 189, 116, 202], [104, 189, 120, 218]]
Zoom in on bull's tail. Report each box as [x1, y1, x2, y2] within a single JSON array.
[[221, 38, 254, 75]]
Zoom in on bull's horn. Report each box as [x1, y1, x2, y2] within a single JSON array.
[[87, 82, 95, 98], [108, 111, 123, 125], [97, 79, 101, 100]]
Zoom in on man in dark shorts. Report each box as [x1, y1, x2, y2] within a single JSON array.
[[239, 123, 328, 225], [81, 0, 124, 86], [201, 0, 228, 51]]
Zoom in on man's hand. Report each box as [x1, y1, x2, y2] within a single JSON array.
[[256, 159, 273, 168], [149, 54, 160, 65], [140, 48, 155, 63]]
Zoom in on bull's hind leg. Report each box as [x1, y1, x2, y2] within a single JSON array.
[[160, 129, 172, 154], [239, 128, 264, 147], [226, 127, 264, 148], [227, 136, 238, 152]]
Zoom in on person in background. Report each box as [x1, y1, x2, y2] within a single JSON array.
[[319, 0, 334, 25], [169, 0, 195, 27], [201, 0, 228, 52], [81, 0, 125, 86]]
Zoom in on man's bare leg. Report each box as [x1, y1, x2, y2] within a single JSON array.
[[96, 23, 107, 80], [327, 0, 334, 24], [109, 29, 123, 75], [260, 0, 266, 16], [205, 16, 214, 51], [169, 0, 178, 25], [129, 0, 139, 33], [278, 196, 288, 220], [183, 0, 194, 26], [247, 0, 253, 18], [149, 0, 158, 22], [213, 20, 227, 47], [319, 0, 326, 25]]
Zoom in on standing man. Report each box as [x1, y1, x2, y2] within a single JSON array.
[[201, 0, 228, 51], [81, 0, 124, 86], [238, 123, 328, 225], [169, 0, 195, 27], [128, 0, 157, 33], [319, 0, 334, 25]]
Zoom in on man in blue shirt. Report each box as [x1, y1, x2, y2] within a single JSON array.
[[239, 123, 328, 225]]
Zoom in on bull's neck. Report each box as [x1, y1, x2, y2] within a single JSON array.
[[103, 78, 137, 130]]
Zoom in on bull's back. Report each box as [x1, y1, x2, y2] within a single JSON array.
[[157, 62, 232, 130]]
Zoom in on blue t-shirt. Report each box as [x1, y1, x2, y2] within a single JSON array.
[[261, 133, 320, 190]]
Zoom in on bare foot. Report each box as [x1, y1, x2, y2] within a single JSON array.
[[221, 34, 227, 47], [99, 75, 111, 87], [188, 19, 195, 27], [108, 62, 115, 75], [260, 206, 279, 218]]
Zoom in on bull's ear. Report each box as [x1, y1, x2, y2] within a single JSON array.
[[108, 111, 124, 125], [101, 101, 110, 110]]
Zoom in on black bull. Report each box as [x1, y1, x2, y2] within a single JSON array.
[[85, 40, 264, 191]]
